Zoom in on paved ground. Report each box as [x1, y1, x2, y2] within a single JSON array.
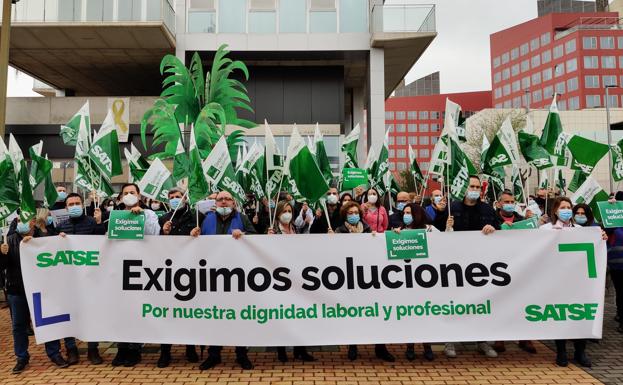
[[0, 304, 610, 385]]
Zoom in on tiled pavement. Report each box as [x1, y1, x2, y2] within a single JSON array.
[[0, 293, 620, 385]]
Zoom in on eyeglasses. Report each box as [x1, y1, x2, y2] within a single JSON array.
[[216, 197, 234, 202]]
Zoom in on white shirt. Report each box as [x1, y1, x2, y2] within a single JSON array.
[[142, 209, 161, 235]]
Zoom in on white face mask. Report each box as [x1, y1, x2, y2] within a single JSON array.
[[367, 194, 378, 204], [326, 194, 338, 205], [150, 203, 161, 211], [122, 193, 139, 208], [279, 212, 292, 224], [106, 205, 113, 212]]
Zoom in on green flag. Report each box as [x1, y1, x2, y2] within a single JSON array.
[[238, 142, 265, 200], [60, 101, 90, 146], [28, 141, 52, 189], [314, 123, 333, 185], [18, 160, 36, 222], [555, 167, 566, 195], [137, 158, 176, 202], [0, 140, 20, 220], [202, 136, 247, 204], [408, 145, 424, 186], [265, 121, 284, 199], [539, 169, 549, 189], [448, 138, 477, 200], [539, 95, 567, 165], [365, 145, 378, 187], [566, 134, 609, 175], [73, 111, 114, 197], [518, 131, 554, 170], [372, 130, 390, 191], [124, 143, 150, 183], [285, 126, 330, 203], [483, 116, 520, 171], [446, 98, 466, 142], [42, 161, 58, 209], [430, 136, 449, 176], [571, 176, 609, 222], [188, 127, 210, 205], [341, 123, 360, 169], [568, 170, 588, 193], [88, 109, 123, 179], [172, 137, 189, 183], [511, 166, 525, 203], [611, 138, 623, 182]]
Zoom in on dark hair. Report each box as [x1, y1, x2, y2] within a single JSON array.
[[616, 191, 623, 202], [64, 192, 83, 205], [274, 200, 294, 224], [402, 203, 428, 230], [550, 197, 573, 223], [572, 203, 595, 227], [469, 175, 481, 184], [364, 188, 382, 208], [340, 201, 363, 220], [119, 183, 140, 196], [340, 192, 353, 205]]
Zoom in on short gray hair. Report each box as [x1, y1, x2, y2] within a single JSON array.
[[167, 186, 186, 196]]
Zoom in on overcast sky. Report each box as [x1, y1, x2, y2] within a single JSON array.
[[9, 0, 539, 97]]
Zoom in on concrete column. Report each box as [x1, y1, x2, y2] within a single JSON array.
[[367, 48, 385, 155], [175, 0, 186, 62], [352, 86, 365, 166]]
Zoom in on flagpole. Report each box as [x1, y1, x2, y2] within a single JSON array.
[[271, 171, 285, 226], [320, 199, 333, 232]]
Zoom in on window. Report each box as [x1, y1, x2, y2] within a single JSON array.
[[555, 81, 565, 95], [531, 55, 541, 68], [397, 149, 406, 158], [607, 94, 619, 108], [389, 149, 395, 157], [501, 52, 510, 64], [511, 47, 519, 60], [554, 64, 564, 77], [502, 68, 510, 80], [603, 75, 617, 87], [408, 137, 417, 145], [420, 124, 429, 133], [542, 50, 551, 64], [396, 124, 406, 133], [339, 0, 367, 32], [521, 60, 530, 72], [394, 111, 404, 120], [584, 56, 598, 69], [586, 95, 601, 108], [532, 89, 542, 102], [532, 72, 542, 85], [420, 137, 429, 145], [620, 56, 623, 69], [420, 149, 430, 158], [520, 43, 529, 56], [431, 137, 438, 145], [396, 136, 406, 145], [602, 56, 616, 69], [566, 58, 577, 73], [583, 36, 597, 49], [493, 57, 501, 68], [553, 44, 564, 59], [567, 77, 578, 92], [568, 96, 580, 110], [585, 75, 599, 88], [558, 100, 567, 111], [565, 39, 576, 54], [512, 80, 521, 92], [494, 75, 502, 87], [503, 84, 511, 96], [522, 93, 530, 107], [188, 11, 217, 33], [541, 32, 551, 45], [389, 163, 396, 171], [503, 100, 512, 108], [531, 38, 540, 51], [511, 64, 520, 76], [218, 0, 246, 33], [522, 76, 530, 89], [386, 124, 394, 132], [512, 97, 521, 108], [619, 37, 623, 49], [495, 103, 503, 108], [431, 124, 440, 132], [544, 85, 554, 99], [419, 111, 429, 120], [408, 124, 417, 132], [280, 0, 306, 32], [249, 9, 277, 33], [407, 111, 417, 120], [600, 36, 615, 49], [543, 67, 553, 81], [431, 111, 440, 119], [421, 162, 429, 170], [385, 111, 394, 119]]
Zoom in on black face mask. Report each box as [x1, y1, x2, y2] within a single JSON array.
[[534, 197, 546, 208]]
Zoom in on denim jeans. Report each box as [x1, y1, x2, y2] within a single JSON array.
[[7, 294, 70, 360]]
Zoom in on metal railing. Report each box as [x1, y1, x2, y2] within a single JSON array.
[[10, 0, 175, 34], [371, 3, 435, 33], [555, 16, 623, 39]]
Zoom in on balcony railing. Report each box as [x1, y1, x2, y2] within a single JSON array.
[[371, 3, 436, 33], [555, 16, 623, 39], [10, 0, 175, 34]]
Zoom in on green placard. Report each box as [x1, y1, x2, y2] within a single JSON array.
[[501, 217, 539, 230], [154, 210, 166, 218], [108, 210, 145, 240], [342, 168, 368, 189], [598, 201, 623, 228], [384, 229, 429, 260]]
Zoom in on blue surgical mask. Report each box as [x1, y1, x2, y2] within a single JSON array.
[[216, 206, 233, 217], [16, 222, 31, 235], [68, 205, 83, 218], [56, 191, 67, 201], [433, 196, 442, 205], [46, 216, 54, 226], [169, 198, 182, 210], [558, 208, 573, 222], [502, 203, 515, 213], [396, 202, 406, 211], [403, 214, 413, 226], [346, 214, 360, 225], [466, 190, 480, 200], [574, 214, 587, 225]]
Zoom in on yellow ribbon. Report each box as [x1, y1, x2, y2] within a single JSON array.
[[112, 99, 128, 133]]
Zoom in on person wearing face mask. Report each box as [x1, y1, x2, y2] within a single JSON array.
[[117, 183, 161, 236], [49, 185, 68, 211], [362, 188, 389, 233], [35, 208, 57, 235], [0, 216, 75, 373], [389, 191, 412, 229], [433, 176, 499, 359], [572, 203, 598, 227], [293, 201, 314, 234], [310, 187, 343, 233], [252, 196, 271, 234], [155, 187, 202, 368], [267, 201, 317, 363], [424, 189, 447, 227], [495, 190, 524, 226], [190, 190, 255, 370], [541, 197, 608, 367]]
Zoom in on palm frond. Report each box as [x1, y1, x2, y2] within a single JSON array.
[[140, 99, 181, 159], [160, 54, 201, 124], [194, 102, 227, 158], [189, 52, 205, 107], [226, 130, 246, 160]]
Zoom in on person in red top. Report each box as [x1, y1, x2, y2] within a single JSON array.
[[361, 187, 389, 233], [495, 190, 524, 226]]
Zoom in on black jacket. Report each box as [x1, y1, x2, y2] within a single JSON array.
[[56, 214, 106, 235], [1, 230, 44, 295], [434, 200, 500, 232], [335, 221, 372, 234], [159, 206, 205, 236], [310, 204, 343, 233]]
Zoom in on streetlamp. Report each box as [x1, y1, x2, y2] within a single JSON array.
[[605, 84, 619, 194]]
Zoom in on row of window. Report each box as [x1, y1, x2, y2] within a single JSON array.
[[388, 135, 439, 146], [493, 32, 552, 68], [494, 94, 623, 109], [582, 36, 623, 50], [385, 123, 441, 133], [385, 111, 441, 120], [389, 148, 431, 159], [389, 162, 430, 172], [495, 74, 622, 101]]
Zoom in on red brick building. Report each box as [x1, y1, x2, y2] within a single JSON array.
[[490, 12, 623, 110], [384, 91, 492, 173]]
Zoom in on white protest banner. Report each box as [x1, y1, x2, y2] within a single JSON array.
[[21, 228, 606, 346], [107, 97, 130, 142]]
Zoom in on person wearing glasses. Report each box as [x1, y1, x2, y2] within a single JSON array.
[[191, 191, 256, 370]]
